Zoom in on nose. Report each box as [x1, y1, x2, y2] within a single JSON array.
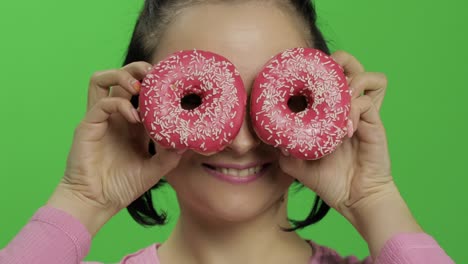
[[224, 112, 261, 155]]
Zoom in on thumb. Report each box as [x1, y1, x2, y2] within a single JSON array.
[[138, 148, 183, 192], [278, 153, 307, 182], [278, 153, 322, 192]]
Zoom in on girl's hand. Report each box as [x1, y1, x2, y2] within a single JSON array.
[[278, 51, 422, 257], [280, 50, 391, 215], [47, 62, 182, 235]]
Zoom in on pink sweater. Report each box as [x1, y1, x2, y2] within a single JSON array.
[[0, 206, 454, 264]]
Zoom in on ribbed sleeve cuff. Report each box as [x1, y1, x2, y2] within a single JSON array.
[[32, 205, 92, 260], [375, 233, 454, 264]]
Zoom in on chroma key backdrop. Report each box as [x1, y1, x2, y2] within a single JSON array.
[[0, 0, 466, 263]]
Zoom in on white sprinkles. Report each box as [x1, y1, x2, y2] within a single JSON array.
[[251, 48, 351, 160], [140, 50, 246, 153]]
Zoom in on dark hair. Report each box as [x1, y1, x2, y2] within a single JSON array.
[[125, 0, 331, 232]]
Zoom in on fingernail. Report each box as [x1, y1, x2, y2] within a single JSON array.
[[147, 66, 153, 73], [280, 148, 290, 157], [130, 79, 141, 93], [132, 108, 141, 123], [347, 119, 354, 138]]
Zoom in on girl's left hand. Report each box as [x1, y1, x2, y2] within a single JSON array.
[[279, 51, 423, 257], [279, 50, 394, 222], [278, 51, 425, 257]]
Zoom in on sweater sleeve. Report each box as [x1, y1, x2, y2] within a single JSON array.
[[0, 206, 99, 264], [374, 233, 454, 264], [310, 233, 454, 264]]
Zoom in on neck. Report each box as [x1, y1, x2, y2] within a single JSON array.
[[158, 193, 313, 264]]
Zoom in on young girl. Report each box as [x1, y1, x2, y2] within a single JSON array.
[[0, 0, 454, 263]]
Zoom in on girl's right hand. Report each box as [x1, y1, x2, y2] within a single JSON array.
[[47, 62, 182, 235]]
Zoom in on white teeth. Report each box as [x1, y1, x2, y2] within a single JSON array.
[[215, 166, 263, 177]]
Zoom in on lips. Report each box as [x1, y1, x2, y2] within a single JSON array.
[[202, 162, 271, 184], [207, 165, 263, 177]]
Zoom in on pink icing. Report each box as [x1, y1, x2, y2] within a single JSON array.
[[250, 48, 351, 160], [140, 50, 246, 153]]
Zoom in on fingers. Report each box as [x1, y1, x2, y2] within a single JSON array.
[[331, 50, 365, 78], [348, 95, 382, 137], [88, 61, 153, 110], [331, 51, 388, 132], [122, 61, 154, 81], [109, 62, 154, 99], [349, 72, 388, 110], [84, 97, 141, 125]]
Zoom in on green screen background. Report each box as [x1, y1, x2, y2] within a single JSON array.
[[0, 0, 466, 262]]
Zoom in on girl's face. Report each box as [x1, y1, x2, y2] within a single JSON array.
[[153, 2, 309, 223]]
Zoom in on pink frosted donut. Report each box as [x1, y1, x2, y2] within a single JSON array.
[[251, 48, 351, 160], [140, 50, 246, 154]]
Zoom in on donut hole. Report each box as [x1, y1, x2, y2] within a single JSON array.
[[181, 93, 202, 110], [287, 95, 309, 113]]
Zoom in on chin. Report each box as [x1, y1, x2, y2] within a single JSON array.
[[165, 155, 294, 223]]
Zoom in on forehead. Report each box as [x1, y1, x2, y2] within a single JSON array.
[[152, 2, 309, 84]]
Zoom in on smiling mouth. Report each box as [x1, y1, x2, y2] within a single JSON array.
[[202, 163, 271, 178]]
